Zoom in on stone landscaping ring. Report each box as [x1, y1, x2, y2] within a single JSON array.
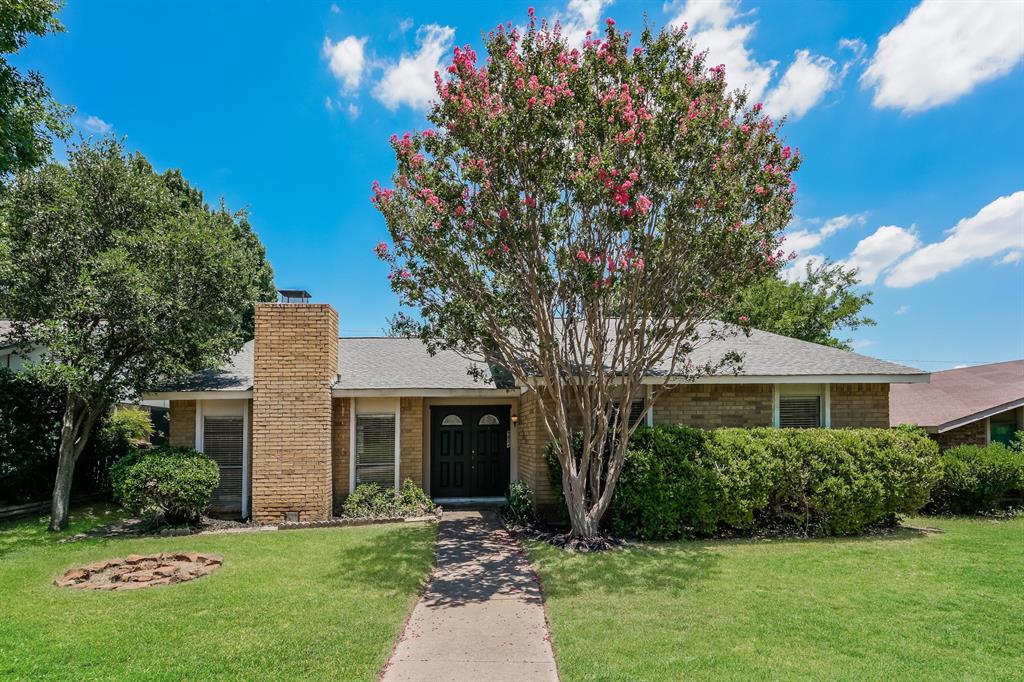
[[54, 552, 223, 591]]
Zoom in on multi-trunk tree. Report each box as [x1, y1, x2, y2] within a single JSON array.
[[372, 13, 799, 539], [0, 138, 275, 530]]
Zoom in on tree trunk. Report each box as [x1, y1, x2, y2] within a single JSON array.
[[48, 392, 101, 531]]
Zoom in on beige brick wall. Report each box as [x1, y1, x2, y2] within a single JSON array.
[[653, 384, 773, 428], [831, 383, 889, 428], [168, 400, 196, 447], [935, 420, 987, 449], [331, 397, 351, 513], [400, 397, 424, 486], [517, 390, 559, 510], [251, 303, 338, 523]]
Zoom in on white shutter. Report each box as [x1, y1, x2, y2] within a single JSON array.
[[356, 415, 396, 487], [779, 397, 821, 428]]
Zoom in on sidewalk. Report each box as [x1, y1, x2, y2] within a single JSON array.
[[382, 510, 559, 682]]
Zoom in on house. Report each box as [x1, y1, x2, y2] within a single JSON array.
[[142, 301, 928, 522], [890, 360, 1024, 449]]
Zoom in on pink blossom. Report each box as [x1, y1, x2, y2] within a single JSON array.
[[633, 257, 645, 271], [524, 195, 536, 208], [399, 269, 411, 279], [576, 250, 590, 263], [738, 315, 750, 323], [499, 207, 509, 220], [753, 102, 762, 112], [635, 194, 653, 216], [374, 242, 388, 257], [606, 18, 615, 26], [754, 185, 766, 195]]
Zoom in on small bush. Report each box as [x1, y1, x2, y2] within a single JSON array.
[[927, 444, 1024, 514], [109, 447, 219, 524], [503, 480, 535, 527], [546, 425, 941, 539], [340, 479, 437, 518]]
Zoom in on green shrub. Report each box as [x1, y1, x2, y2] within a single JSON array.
[[546, 425, 941, 539], [503, 480, 535, 527], [109, 447, 219, 524], [927, 444, 1024, 514], [340, 479, 437, 518]]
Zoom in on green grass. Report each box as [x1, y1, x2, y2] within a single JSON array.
[[0, 505, 436, 681], [528, 516, 1024, 681]]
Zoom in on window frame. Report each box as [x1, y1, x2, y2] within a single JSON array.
[[772, 384, 831, 428], [349, 398, 401, 492]]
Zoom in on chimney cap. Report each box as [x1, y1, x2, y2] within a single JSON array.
[[277, 289, 312, 303]]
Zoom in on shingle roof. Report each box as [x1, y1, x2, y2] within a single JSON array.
[[335, 338, 511, 390], [152, 325, 923, 394], [154, 341, 254, 391], [890, 360, 1024, 430]]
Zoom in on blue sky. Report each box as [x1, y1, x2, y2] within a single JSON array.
[[14, 0, 1024, 370]]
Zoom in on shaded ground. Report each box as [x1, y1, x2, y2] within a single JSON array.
[[527, 515, 1024, 681], [1, 505, 436, 681]]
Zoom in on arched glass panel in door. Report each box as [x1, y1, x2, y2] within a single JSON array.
[[441, 414, 463, 427], [477, 414, 499, 426]]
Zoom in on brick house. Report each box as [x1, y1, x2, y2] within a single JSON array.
[[144, 301, 927, 522], [890, 360, 1024, 450]]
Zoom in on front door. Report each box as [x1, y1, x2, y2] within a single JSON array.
[[431, 406, 511, 498]]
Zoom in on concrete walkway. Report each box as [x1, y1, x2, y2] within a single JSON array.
[[382, 511, 559, 682]]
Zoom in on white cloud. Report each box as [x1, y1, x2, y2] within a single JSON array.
[[763, 50, 837, 119], [347, 102, 360, 119], [324, 95, 335, 112], [781, 253, 825, 283], [895, 304, 910, 316], [1001, 250, 1023, 265], [81, 115, 112, 135], [885, 191, 1024, 287], [861, 0, 1024, 113], [323, 35, 368, 92], [838, 37, 866, 61], [840, 225, 919, 284], [556, 0, 614, 46], [667, 0, 842, 119], [330, 3, 340, 13], [784, 213, 866, 255], [373, 24, 454, 111]]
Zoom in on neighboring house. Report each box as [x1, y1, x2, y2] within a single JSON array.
[[143, 300, 927, 522], [890, 360, 1024, 449]]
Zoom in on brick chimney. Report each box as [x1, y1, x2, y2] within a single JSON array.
[[251, 302, 339, 523]]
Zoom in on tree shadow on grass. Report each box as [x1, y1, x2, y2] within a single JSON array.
[[530, 525, 935, 600], [321, 523, 437, 594], [0, 503, 124, 559]]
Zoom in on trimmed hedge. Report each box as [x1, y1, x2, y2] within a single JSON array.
[[546, 425, 941, 539], [926, 443, 1024, 514], [110, 447, 219, 524]]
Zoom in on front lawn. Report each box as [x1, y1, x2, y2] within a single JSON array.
[[528, 516, 1024, 681], [0, 505, 436, 681]]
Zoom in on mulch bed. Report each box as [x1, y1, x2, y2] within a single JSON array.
[[54, 552, 223, 591], [60, 516, 260, 543]]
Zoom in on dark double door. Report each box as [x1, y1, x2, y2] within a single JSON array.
[[431, 406, 511, 498]]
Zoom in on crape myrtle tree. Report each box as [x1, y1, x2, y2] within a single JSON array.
[[0, 138, 276, 530], [371, 11, 799, 540]]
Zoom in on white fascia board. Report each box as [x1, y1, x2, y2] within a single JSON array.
[[641, 374, 930, 385], [934, 397, 1024, 433], [332, 387, 520, 397], [142, 390, 253, 400]]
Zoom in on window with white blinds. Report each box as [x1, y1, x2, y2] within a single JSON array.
[[779, 396, 821, 428], [355, 414, 396, 488], [203, 416, 243, 506]]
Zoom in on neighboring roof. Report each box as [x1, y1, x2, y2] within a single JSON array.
[[890, 360, 1024, 431], [335, 338, 511, 390]]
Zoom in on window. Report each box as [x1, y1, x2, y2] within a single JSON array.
[[356, 414, 396, 487], [441, 414, 463, 427], [203, 416, 243, 506], [612, 400, 646, 428], [478, 414, 500, 426], [779, 396, 821, 428]]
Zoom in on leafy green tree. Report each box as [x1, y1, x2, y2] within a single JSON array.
[[725, 259, 874, 350], [382, 311, 422, 338], [372, 13, 799, 539], [0, 138, 275, 529], [1, 0, 71, 178]]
